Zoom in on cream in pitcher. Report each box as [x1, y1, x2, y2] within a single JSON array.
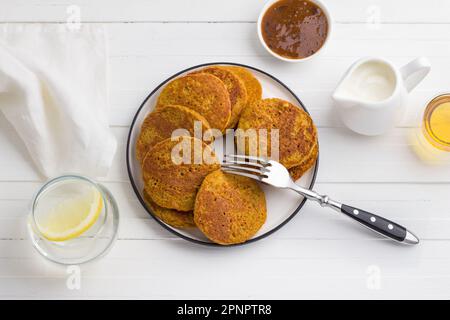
[[332, 57, 431, 135]]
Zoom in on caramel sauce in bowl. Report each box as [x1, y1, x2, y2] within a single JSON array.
[[257, 0, 332, 62]]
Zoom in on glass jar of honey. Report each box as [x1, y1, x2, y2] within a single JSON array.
[[414, 94, 450, 162]]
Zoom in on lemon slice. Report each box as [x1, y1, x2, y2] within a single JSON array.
[[37, 186, 103, 241]]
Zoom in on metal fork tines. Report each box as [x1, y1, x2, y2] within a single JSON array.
[[221, 154, 270, 180], [222, 154, 314, 196]]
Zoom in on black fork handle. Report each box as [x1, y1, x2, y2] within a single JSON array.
[[340, 204, 419, 244], [290, 184, 419, 245]]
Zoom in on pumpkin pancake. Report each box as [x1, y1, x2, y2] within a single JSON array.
[[288, 141, 318, 181], [143, 189, 195, 228], [136, 105, 210, 164], [142, 136, 220, 211], [191, 66, 247, 129], [194, 170, 267, 245], [224, 66, 262, 107], [237, 98, 318, 169], [156, 73, 231, 132]]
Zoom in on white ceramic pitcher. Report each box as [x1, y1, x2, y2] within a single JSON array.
[[332, 57, 431, 136]]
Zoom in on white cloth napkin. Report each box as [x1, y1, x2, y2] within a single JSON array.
[[0, 24, 117, 178]]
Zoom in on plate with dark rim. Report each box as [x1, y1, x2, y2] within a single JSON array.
[[126, 62, 319, 246]]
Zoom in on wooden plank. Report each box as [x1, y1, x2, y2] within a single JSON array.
[[0, 0, 449, 23], [2, 124, 449, 182], [1, 239, 450, 299], [2, 206, 449, 241], [103, 23, 450, 127], [106, 23, 450, 58], [1, 182, 449, 240], [6, 237, 448, 263], [1, 275, 450, 299]]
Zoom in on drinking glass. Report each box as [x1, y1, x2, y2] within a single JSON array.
[[27, 175, 119, 265], [413, 94, 450, 163]]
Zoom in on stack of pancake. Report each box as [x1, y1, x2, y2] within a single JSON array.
[[136, 65, 318, 245]]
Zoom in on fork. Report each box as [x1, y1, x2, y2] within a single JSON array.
[[222, 154, 419, 245]]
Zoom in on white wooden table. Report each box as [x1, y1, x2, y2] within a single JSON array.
[[1, 0, 450, 299]]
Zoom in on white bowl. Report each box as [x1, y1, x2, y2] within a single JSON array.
[[257, 0, 333, 63]]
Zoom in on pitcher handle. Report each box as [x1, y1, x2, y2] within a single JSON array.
[[400, 57, 431, 93]]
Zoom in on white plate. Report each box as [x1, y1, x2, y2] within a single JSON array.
[[126, 62, 318, 246]]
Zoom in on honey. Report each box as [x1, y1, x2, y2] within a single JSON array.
[[423, 94, 450, 152]]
